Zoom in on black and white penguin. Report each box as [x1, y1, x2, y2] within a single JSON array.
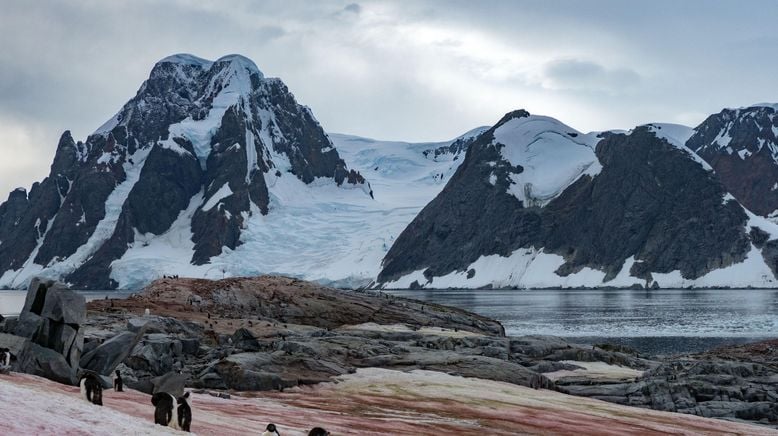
[[151, 392, 179, 430], [308, 427, 330, 436], [261, 423, 281, 436], [0, 347, 12, 367], [79, 372, 103, 406], [113, 369, 123, 392], [177, 391, 192, 432]]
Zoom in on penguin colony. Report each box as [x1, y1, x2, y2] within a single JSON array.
[[4, 363, 330, 433]]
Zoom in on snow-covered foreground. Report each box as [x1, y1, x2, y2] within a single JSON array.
[[2, 369, 775, 435]]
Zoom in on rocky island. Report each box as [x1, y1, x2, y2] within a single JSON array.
[[1, 276, 778, 434]]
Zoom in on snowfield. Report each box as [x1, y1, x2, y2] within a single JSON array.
[[2, 370, 775, 435], [103, 131, 480, 290]]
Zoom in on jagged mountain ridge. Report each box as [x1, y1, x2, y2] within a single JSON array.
[[378, 109, 778, 289], [0, 54, 370, 289], [2, 53, 778, 290], [688, 104, 778, 217]]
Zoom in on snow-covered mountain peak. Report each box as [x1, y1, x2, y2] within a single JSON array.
[[157, 53, 214, 68], [490, 111, 602, 207], [742, 102, 778, 111], [213, 54, 264, 78]]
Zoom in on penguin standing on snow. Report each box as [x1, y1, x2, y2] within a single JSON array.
[[151, 392, 180, 430], [0, 348, 12, 367], [79, 372, 103, 406], [0, 347, 14, 374], [177, 391, 192, 432], [261, 423, 281, 436], [113, 369, 123, 392]]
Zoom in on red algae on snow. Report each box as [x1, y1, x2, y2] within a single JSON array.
[[2, 369, 776, 435]]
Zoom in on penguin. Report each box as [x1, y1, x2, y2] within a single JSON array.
[[261, 423, 281, 436], [79, 372, 103, 406], [0, 348, 12, 367], [113, 369, 123, 392], [177, 391, 192, 432], [151, 392, 179, 429], [144, 308, 151, 316], [308, 427, 330, 436]]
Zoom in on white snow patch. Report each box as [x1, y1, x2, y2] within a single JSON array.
[[158, 53, 214, 68], [493, 115, 602, 207], [202, 183, 233, 211]]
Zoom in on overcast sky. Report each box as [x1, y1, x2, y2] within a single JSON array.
[[2, 0, 778, 196]]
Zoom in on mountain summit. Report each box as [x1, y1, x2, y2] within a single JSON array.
[[0, 54, 370, 289]]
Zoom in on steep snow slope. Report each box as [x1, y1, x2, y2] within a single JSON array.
[[106, 129, 486, 289]]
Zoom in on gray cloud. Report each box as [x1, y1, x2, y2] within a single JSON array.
[[1, 0, 778, 196], [344, 3, 362, 14], [541, 59, 641, 93]]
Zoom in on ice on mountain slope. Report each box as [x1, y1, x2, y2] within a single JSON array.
[[105, 130, 481, 289], [492, 115, 602, 207], [158, 53, 214, 68], [384, 241, 778, 290], [159, 55, 262, 165], [0, 146, 152, 289]]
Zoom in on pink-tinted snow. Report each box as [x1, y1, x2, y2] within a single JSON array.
[[1, 369, 775, 435]]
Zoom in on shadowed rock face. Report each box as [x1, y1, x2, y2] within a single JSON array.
[[0, 54, 369, 289], [688, 105, 778, 217], [0, 278, 86, 384], [379, 112, 760, 286], [543, 128, 750, 281]]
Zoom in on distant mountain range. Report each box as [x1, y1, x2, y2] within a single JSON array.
[[1, 53, 777, 290]]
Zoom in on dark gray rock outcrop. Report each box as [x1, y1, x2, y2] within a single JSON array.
[[688, 105, 778, 217], [5, 278, 86, 384]]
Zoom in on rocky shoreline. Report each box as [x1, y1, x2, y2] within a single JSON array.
[[2, 276, 778, 430]]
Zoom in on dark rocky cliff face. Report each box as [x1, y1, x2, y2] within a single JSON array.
[[688, 105, 778, 217], [0, 54, 368, 289], [379, 111, 770, 287]]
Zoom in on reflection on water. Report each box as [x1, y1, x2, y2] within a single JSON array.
[[386, 288, 778, 356], [0, 290, 132, 317]]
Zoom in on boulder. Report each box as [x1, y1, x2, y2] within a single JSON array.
[[40, 287, 86, 325], [15, 341, 76, 384], [9, 278, 86, 385], [231, 328, 261, 352], [151, 372, 187, 398], [80, 328, 146, 376], [0, 332, 28, 357]]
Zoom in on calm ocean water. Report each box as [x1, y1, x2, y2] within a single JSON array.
[[0, 290, 132, 317], [386, 288, 778, 356]]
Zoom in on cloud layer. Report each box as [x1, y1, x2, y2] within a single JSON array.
[[2, 0, 778, 196]]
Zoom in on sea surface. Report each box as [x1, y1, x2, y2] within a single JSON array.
[[386, 288, 778, 356], [3, 288, 777, 356], [0, 290, 133, 317]]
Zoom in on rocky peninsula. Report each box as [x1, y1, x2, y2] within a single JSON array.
[[1, 276, 778, 433]]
